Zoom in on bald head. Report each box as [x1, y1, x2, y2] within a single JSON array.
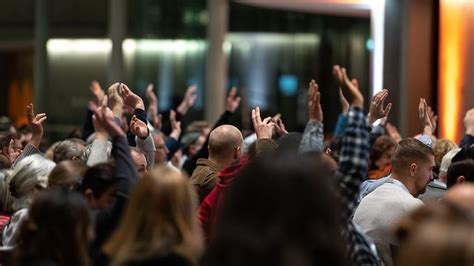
[[444, 184, 474, 212], [208, 125, 243, 159]]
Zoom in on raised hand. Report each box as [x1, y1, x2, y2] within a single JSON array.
[[386, 122, 402, 142], [108, 83, 123, 117], [464, 108, 474, 136], [225, 87, 241, 113], [272, 113, 288, 136], [368, 89, 392, 124], [169, 110, 182, 140], [26, 103, 47, 148], [252, 107, 274, 139], [307, 80, 323, 123], [89, 97, 125, 137], [119, 83, 145, 110], [145, 84, 162, 130], [177, 85, 197, 115], [332, 65, 364, 108], [5, 139, 21, 165], [89, 80, 105, 105], [338, 88, 350, 115], [427, 105, 438, 134], [418, 98, 434, 135], [130, 115, 149, 139]]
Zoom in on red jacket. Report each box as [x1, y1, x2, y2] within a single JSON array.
[[198, 156, 248, 242]]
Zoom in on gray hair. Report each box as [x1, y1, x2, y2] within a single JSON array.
[[53, 138, 86, 163], [8, 154, 56, 211]]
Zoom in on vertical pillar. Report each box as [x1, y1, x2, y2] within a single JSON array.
[[383, 0, 435, 137], [108, 0, 126, 84], [206, 0, 228, 122], [34, 0, 48, 111]]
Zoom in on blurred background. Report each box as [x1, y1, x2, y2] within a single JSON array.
[[0, 0, 471, 143]]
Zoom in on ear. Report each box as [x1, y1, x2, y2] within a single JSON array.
[[456, 175, 465, 184], [409, 163, 417, 177], [233, 146, 241, 159]]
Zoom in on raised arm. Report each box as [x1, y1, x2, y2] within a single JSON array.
[[299, 79, 324, 153], [252, 107, 277, 155], [332, 65, 370, 220], [13, 104, 47, 166], [131, 115, 155, 171]]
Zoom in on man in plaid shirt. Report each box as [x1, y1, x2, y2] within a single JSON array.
[[299, 66, 380, 265]]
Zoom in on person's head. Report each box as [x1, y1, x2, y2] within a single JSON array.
[[48, 160, 89, 191], [276, 132, 303, 154], [53, 138, 86, 163], [451, 146, 474, 163], [181, 131, 205, 157], [370, 135, 397, 170], [153, 131, 169, 164], [446, 159, 474, 189], [103, 166, 203, 265], [80, 162, 119, 210], [439, 148, 461, 184], [15, 190, 92, 266], [203, 152, 347, 266], [432, 139, 458, 175], [394, 202, 474, 266], [208, 125, 243, 166], [8, 154, 56, 212], [0, 132, 22, 165], [130, 147, 147, 176], [391, 138, 435, 197], [443, 184, 474, 212]]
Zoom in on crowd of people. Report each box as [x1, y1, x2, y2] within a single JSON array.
[[0, 64, 473, 266]]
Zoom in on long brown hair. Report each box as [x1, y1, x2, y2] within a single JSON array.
[[103, 166, 203, 265]]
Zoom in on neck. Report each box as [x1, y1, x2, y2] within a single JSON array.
[[208, 156, 232, 170], [391, 172, 417, 197]]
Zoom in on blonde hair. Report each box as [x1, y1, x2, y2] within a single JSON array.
[[432, 139, 458, 170], [103, 166, 203, 265]]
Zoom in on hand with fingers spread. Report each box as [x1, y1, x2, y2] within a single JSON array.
[[119, 83, 145, 110], [90, 80, 105, 105], [169, 110, 182, 141], [252, 107, 275, 139], [26, 103, 47, 148], [464, 108, 474, 136], [368, 89, 392, 124], [272, 113, 288, 136], [307, 80, 323, 123], [130, 115, 149, 139], [145, 84, 162, 130], [338, 88, 350, 115], [226, 87, 241, 113], [177, 85, 197, 115], [89, 100, 125, 137], [418, 98, 434, 135], [332, 65, 364, 108]]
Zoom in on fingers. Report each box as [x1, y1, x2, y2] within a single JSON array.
[[187, 85, 197, 96], [101, 95, 108, 107], [255, 107, 262, 124], [262, 117, 272, 124], [228, 87, 237, 98], [384, 103, 393, 116], [351, 79, 359, 89], [272, 113, 281, 122], [26, 103, 34, 122]]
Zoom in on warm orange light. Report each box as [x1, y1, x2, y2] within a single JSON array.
[[439, 1, 465, 143]]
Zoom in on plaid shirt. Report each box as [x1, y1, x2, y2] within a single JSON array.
[[300, 106, 380, 266]]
